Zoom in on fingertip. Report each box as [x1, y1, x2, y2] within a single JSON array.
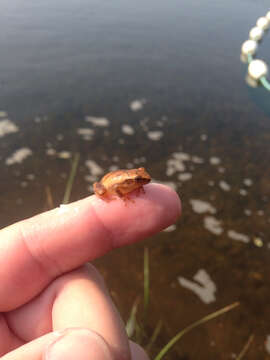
[[147, 183, 182, 220]]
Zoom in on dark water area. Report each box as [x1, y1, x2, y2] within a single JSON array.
[[1, 0, 270, 358]]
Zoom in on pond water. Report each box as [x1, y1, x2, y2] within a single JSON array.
[[1, 0, 270, 358]]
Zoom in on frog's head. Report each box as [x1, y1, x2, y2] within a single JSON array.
[[134, 167, 151, 185]]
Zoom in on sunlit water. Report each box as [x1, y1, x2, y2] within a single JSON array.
[[1, 0, 270, 358]]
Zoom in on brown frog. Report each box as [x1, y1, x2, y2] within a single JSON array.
[[93, 167, 151, 201]]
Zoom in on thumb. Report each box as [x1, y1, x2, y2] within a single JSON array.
[[44, 328, 113, 360]]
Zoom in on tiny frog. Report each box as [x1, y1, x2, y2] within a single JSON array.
[[93, 167, 151, 201]]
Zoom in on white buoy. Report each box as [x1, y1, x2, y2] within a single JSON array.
[[249, 26, 264, 41], [256, 17, 270, 30], [248, 59, 268, 80], [241, 40, 258, 56]]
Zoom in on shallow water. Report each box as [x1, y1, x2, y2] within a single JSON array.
[[1, 0, 270, 358]]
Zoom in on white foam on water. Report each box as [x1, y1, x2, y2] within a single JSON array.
[[77, 128, 95, 140], [0, 111, 8, 117], [204, 216, 223, 235], [218, 167, 225, 173], [163, 224, 176, 232], [34, 116, 41, 123], [227, 230, 250, 243], [58, 151, 71, 159], [5, 147, 32, 165], [147, 130, 163, 141], [57, 134, 64, 141], [46, 148, 56, 156], [85, 116, 109, 127], [129, 99, 146, 111], [219, 180, 231, 191], [243, 178, 253, 186], [191, 155, 204, 164], [239, 189, 248, 196], [0, 119, 19, 138], [265, 335, 270, 354], [178, 172, 192, 181], [178, 269, 217, 304], [122, 124, 135, 135], [200, 134, 207, 141], [166, 152, 190, 176], [85, 160, 104, 182], [190, 199, 216, 214], [209, 156, 221, 165], [26, 174, 35, 180]]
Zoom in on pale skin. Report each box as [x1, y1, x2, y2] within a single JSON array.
[[0, 183, 181, 360]]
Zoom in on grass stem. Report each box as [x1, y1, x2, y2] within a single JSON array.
[[62, 152, 80, 204], [236, 334, 254, 360], [143, 247, 150, 318], [154, 301, 240, 360]]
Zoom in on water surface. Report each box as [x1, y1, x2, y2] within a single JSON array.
[[1, 1, 270, 358]]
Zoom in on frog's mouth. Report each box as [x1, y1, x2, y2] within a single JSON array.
[[136, 177, 151, 185]]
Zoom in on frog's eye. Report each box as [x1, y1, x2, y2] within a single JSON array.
[[134, 176, 144, 182]]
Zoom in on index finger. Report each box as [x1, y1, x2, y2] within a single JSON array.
[[0, 183, 181, 311]]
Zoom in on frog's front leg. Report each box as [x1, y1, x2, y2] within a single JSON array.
[[113, 185, 134, 204], [93, 182, 107, 196]]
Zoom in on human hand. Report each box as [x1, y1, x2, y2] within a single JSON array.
[[0, 183, 181, 360]]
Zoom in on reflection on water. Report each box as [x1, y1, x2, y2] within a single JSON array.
[[1, 0, 270, 358]]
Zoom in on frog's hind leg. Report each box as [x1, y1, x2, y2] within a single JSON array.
[[113, 186, 134, 204]]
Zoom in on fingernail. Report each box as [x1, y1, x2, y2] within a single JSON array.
[[44, 328, 113, 360]]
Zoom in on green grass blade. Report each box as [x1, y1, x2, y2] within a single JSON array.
[[146, 320, 163, 353], [144, 247, 150, 317], [126, 297, 140, 338], [154, 302, 240, 360], [62, 152, 80, 204], [236, 334, 254, 360]]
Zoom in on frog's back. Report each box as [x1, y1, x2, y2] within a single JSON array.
[[101, 170, 127, 185]]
